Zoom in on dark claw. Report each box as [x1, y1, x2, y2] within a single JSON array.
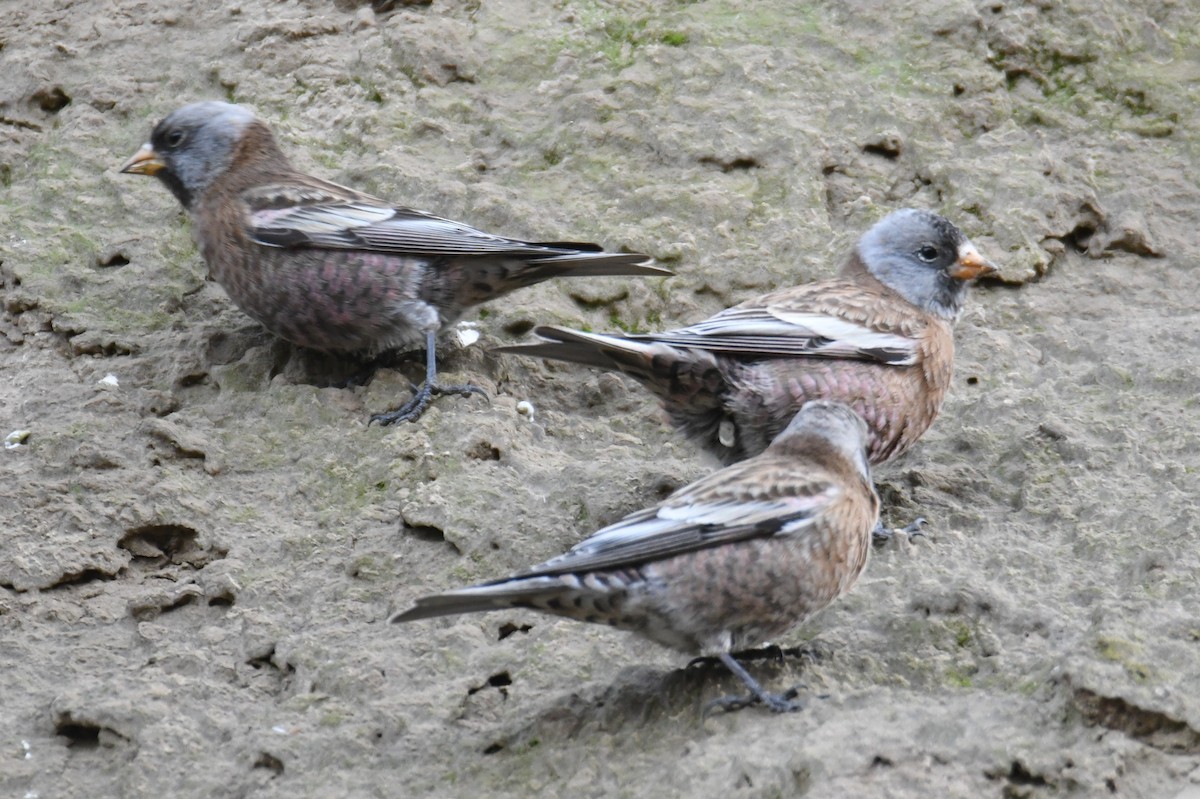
[[370, 331, 489, 425], [371, 382, 435, 426], [431, 383, 491, 403], [370, 381, 489, 426], [699, 652, 806, 716], [704, 685, 803, 716], [872, 516, 927, 544]]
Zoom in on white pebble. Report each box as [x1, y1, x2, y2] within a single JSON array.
[[98, 373, 119, 388], [455, 328, 481, 348], [4, 430, 30, 450], [718, 419, 736, 448]]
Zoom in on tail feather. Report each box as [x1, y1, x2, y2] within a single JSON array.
[[453, 253, 669, 310], [498, 325, 728, 421], [532, 240, 605, 252], [390, 577, 568, 624], [522, 251, 672, 280], [495, 325, 658, 372]]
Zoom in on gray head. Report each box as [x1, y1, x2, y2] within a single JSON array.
[[856, 209, 997, 321], [120, 102, 261, 209], [776, 400, 872, 481]]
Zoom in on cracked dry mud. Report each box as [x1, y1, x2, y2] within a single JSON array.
[[2, 0, 1199, 796]]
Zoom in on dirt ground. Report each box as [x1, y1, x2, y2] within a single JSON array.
[[2, 0, 1199, 796]]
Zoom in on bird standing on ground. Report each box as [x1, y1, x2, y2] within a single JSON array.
[[120, 101, 668, 424], [498, 208, 995, 466], [392, 400, 880, 713]]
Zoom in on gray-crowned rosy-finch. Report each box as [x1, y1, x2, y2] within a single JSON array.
[[499, 208, 995, 466], [392, 400, 879, 713], [121, 101, 669, 424]]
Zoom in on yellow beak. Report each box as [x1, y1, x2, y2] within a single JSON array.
[[949, 243, 998, 280], [120, 143, 166, 176]]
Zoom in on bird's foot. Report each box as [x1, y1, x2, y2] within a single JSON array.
[[704, 685, 803, 716], [872, 516, 927, 544], [430, 382, 490, 402], [699, 652, 806, 716], [370, 381, 489, 426]]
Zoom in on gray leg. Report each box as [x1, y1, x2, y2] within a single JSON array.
[[703, 652, 804, 715], [872, 516, 927, 544], [371, 331, 488, 425]]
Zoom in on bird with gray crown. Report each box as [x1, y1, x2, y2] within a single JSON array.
[[499, 208, 995, 469], [393, 400, 880, 714], [121, 101, 669, 424]]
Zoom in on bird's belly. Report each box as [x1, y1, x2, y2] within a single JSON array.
[[639, 538, 853, 654], [727, 359, 943, 465], [210, 247, 438, 355]]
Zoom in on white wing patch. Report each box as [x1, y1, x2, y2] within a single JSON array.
[[656, 498, 797, 527], [249, 201, 568, 255], [767, 309, 919, 365], [290, 203, 396, 233], [638, 305, 919, 365], [571, 484, 839, 555]]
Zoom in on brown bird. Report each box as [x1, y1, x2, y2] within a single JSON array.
[[392, 400, 880, 713], [498, 208, 995, 466], [119, 101, 669, 424]]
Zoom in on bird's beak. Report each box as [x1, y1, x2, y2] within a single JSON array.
[[949, 243, 998, 280], [120, 143, 165, 176]]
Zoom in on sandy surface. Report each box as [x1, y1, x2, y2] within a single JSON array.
[[2, 0, 1199, 796]]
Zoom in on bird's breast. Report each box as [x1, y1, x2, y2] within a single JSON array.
[[198, 233, 437, 354]]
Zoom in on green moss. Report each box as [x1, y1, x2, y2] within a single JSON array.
[[945, 669, 973, 688], [659, 31, 688, 46], [1095, 636, 1154, 683], [350, 74, 386, 105], [60, 298, 174, 333], [1017, 680, 1041, 695], [229, 505, 262, 524], [606, 306, 663, 334], [695, 3, 821, 45], [282, 693, 330, 712], [319, 711, 347, 727], [350, 554, 394, 582], [948, 620, 973, 649]]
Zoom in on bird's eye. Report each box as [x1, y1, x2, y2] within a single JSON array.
[[916, 245, 939, 262], [165, 130, 186, 148]]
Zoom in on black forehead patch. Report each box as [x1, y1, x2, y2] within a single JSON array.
[[912, 209, 967, 248]]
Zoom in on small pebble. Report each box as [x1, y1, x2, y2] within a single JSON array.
[[718, 419, 736, 448], [455, 322, 481, 348], [4, 430, 30, 450]]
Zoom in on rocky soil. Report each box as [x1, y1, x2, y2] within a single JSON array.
[[2, 0, 1199, 796]]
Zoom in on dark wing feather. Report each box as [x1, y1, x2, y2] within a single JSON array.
[[242, 187, 606, 258], [501, 467, 841, 580]]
